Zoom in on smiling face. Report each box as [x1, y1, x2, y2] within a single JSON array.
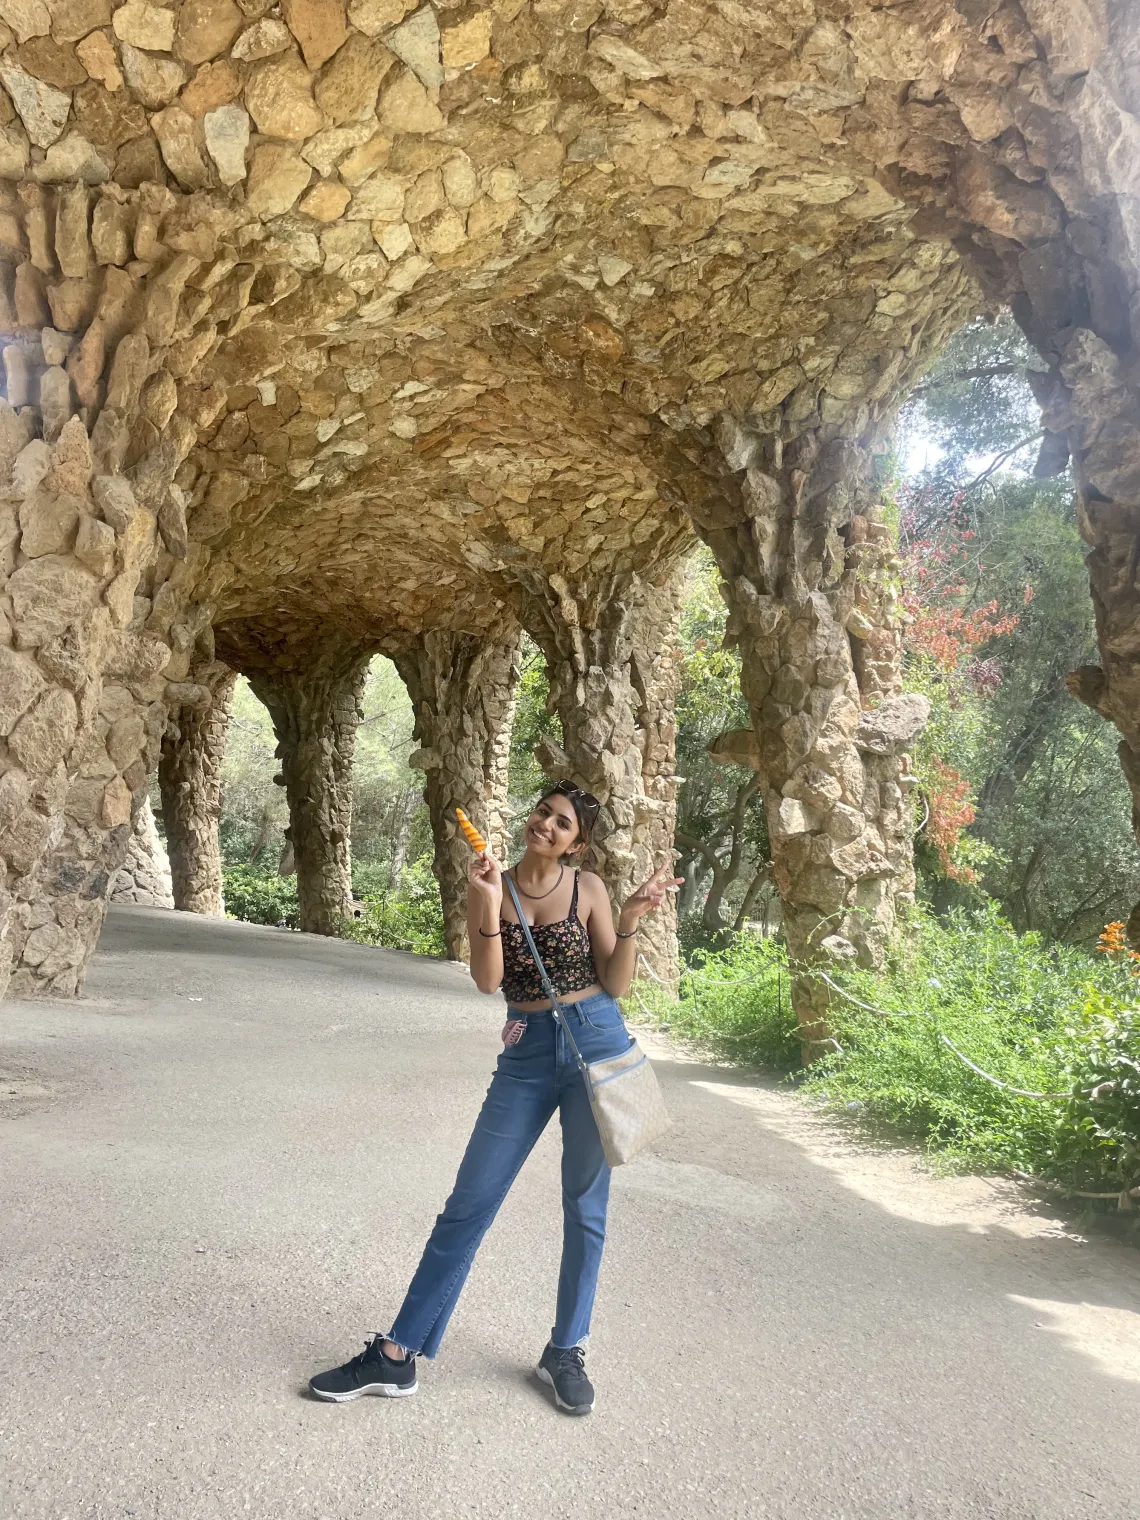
[[524, 792, 583, 860]]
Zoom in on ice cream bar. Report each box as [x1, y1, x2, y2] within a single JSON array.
[[455, 807, 487, 854]]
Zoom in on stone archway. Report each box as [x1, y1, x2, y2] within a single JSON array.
[[0, 0, 1133, 1053]]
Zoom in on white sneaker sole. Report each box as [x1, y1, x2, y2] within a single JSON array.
[[536, 1365, 593, 1414], [310, 1379, 418, 1403]]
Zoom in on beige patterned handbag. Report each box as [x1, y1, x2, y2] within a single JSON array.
[[504, 876, 672, 1167]]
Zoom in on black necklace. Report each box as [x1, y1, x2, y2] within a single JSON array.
[[510, 864, 564, 900]]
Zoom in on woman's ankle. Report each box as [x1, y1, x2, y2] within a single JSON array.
[[382, 1339, 408, 1362]]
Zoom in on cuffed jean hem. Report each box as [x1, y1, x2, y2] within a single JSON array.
[[549, 1330, 589, 1351]]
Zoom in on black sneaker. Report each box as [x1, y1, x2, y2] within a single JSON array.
[[537, 1340, 594, 1414], [309, 1335, 418, 1402]]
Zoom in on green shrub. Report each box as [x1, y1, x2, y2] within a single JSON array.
[[222, 866, 299, 929], [1056, 990, 1140, 1193], [351, 861, 392, 900], [639, 905, 1140, 1198], [337, 857, 447, 958], [801, 904, 1139, 1191], [676, 911, 737, 963], [633, 930, 798, 1068]]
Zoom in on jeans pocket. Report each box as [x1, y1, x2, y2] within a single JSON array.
[[580, 996, 625, 1032]]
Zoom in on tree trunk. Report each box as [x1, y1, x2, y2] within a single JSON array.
[[700, 774, 762, 933], [394, 627, 522, 961], [159, 665, 236, 917], [734, 863, 772, 933], [676, 854, 704, 917], [388, 786, 415, 890], [248, 644, 371, 937], [250, 807, 273, 866]]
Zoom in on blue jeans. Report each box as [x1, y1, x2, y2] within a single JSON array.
[[387, 991, 631, 1359]]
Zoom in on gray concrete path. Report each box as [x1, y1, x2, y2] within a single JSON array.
[[3, 906, 1140, 1520]]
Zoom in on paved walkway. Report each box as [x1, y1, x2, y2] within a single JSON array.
[[3, 906, 1140, 1519]]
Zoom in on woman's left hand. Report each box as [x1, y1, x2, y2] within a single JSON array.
[[619, 861, 684, 928]]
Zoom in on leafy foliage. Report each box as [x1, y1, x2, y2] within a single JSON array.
[[507, 635, 559, 855], [218, 679, 288, 867], [898, 317, 1140, 935], [1059, 995, 1140, 1195], [798, 905, 1140, 1194], [221, 865, 299, 929], [633, 930, 797, 1068], [336, 858, 447, 958], [673, 548, 772, 935], [350, 658, 422, 872], [899, 313, 1042, 479], [219, 662, 427, 884]]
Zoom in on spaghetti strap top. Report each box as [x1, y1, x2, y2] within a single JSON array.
[[499, 870, 598, 1004]]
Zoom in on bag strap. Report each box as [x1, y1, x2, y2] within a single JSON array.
[[502, 872, 589, 1081]]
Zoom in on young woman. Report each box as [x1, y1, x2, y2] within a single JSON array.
[[309, 780, 681, 1415]]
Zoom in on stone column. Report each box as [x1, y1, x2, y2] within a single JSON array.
[[1052, 341, 1140, 946], [394, 625, 522, 962], [630, 566, 686, 987], [159, 664, 237, 917], [689, 431, 928, 1057], [502, 567, 688, 979], [0, 178, 309, 1002], [0, 413, 193, 998], [110, 799, 175, 909], [936, 0, 1140, 943], [248, 643, 372, 938], [1010, 289, 1140, 954]]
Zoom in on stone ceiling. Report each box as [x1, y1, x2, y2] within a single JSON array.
[[0, 0, 1132, 661]]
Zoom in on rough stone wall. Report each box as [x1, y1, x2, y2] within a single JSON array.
[[688, 433, 929, 1054], [158, 659, 235, 915], [0, 414, 188, 996], [394, 623, 521, 960], [0, 0, 1135, 1003], [246, 638, 371, 936], [630, 560, 685, 984], [491, 564, 691, 937], [109, 795, 174, 908]]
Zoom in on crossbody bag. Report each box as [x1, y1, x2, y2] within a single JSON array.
[[502, 872, 671, 1167]]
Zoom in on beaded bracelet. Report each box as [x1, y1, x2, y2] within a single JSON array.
[[615, 928, 638, 939]]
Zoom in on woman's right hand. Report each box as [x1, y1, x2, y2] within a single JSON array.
[[468, 850, 503, 910]]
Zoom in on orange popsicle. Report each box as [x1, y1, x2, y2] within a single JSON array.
[[455, 807, 487, 854]]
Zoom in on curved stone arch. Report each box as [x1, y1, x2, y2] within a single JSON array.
[[0, 0, 1132, 1045]]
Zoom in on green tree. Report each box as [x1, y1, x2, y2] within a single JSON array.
[[220, 659, 432, 892], [219, 676, 287, 867], [673, 548, 773, 950], [507, 634, 559, 853], [898, 315, 1140, 942]]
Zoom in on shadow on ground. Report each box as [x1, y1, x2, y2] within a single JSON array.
[[2, 905, 1138, 1519]]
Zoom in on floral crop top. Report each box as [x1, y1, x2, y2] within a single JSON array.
[[500, 871, 598, 1005]]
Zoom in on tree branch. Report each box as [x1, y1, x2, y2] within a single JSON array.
[[963, 431, 1045, 492], [675, 829, 725, 877], [908, 363, 1022, 399]]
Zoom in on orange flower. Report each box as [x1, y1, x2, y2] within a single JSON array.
[[1097, 921, 1127, 954]]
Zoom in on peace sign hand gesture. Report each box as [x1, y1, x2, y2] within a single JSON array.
[[619, 860, 684, 930]]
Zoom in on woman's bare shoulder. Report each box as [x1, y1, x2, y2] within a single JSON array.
[[578, 870, 611, 901]]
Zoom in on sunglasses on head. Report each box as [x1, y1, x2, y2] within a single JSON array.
[[547, 779, 601, 824]]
